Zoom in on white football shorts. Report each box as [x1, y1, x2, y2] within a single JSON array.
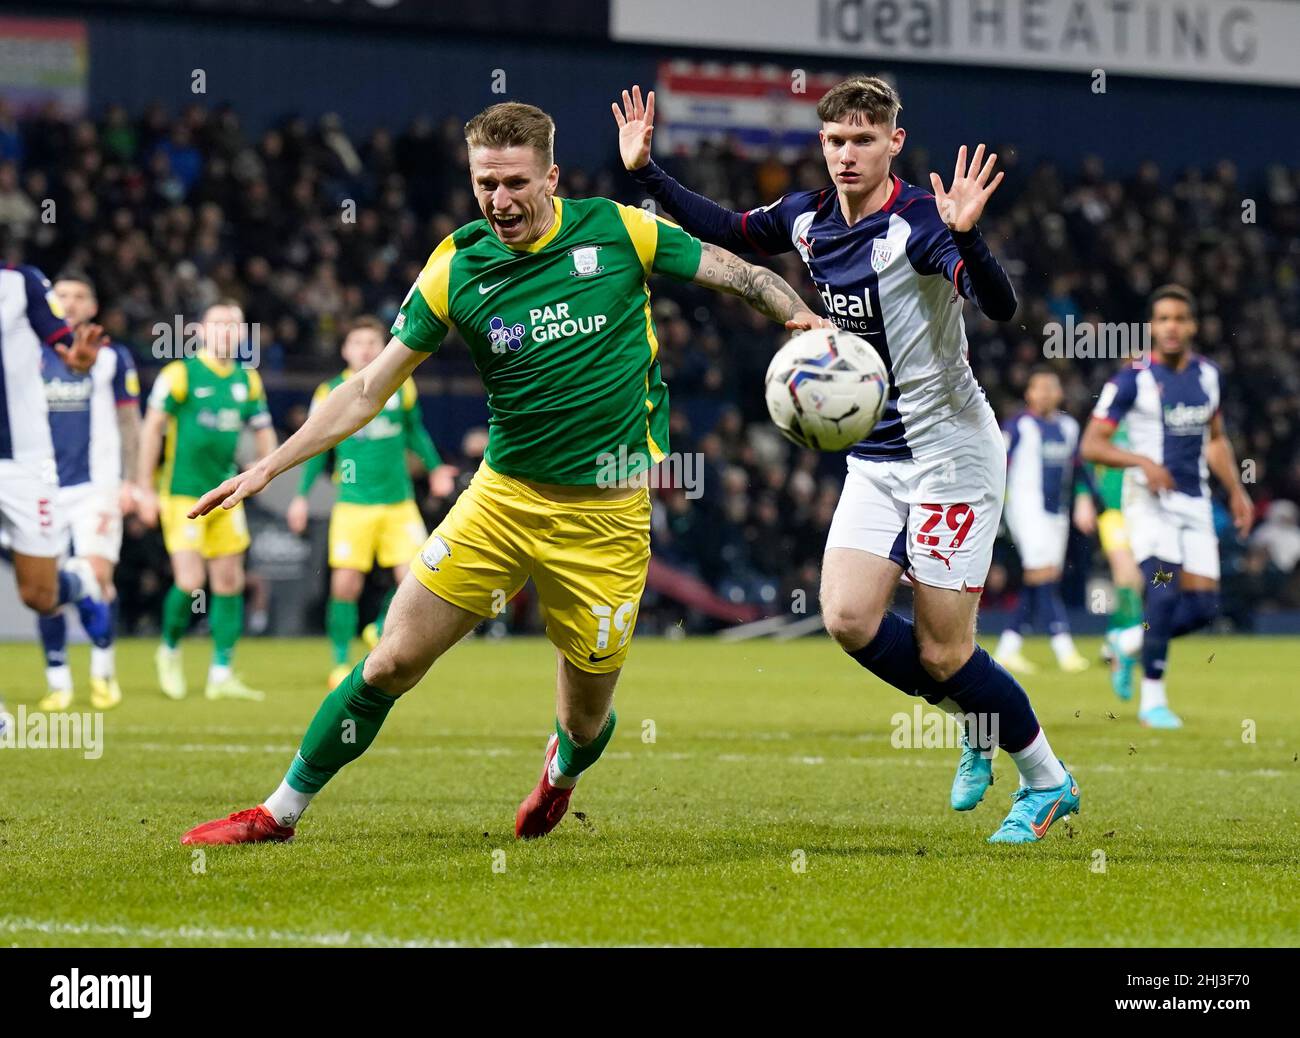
[[58, 482, 123, 564], [1004, 504, 1069, 571], [1123, 482, 1219, 580], [0, 459, 63, 557], [826, 417, 1005, 592]]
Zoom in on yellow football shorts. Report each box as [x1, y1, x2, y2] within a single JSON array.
[[1098, 508, 1131, 555], [161, 495, 250, 558], [410, 463, 651, 674], [329, 499, 427, 572]]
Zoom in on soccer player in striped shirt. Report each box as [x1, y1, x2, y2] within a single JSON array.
[[179, 101, 826, 846], [615, 78, 1080, 842]]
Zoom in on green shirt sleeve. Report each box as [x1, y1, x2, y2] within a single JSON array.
[[244, 369, 272, 428], [402, 383, 442, 470], [650, 217, 703, 281], [297, 451, 328, 496], [393, 234, 456, 354]]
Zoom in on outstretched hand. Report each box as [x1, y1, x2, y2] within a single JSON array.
[[188, 465, 272, 519], [930, 144, 1004, 232], [786, 311, 834, 331], [612, 85, 655, 171]]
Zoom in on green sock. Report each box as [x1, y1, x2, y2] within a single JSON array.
[[555, 708, 617, 779], [210, 593, 244, 668], [162, 584, 193, 648], [285, 658, 398, 794], [375, 587, 397, 636], [1110, 587, 1143, 631], [327, 598, 358, 665]]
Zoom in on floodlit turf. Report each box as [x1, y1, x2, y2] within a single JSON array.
[[1, 634, 1297, 947]]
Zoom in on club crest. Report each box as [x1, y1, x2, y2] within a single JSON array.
[[570, 245, 603, 277], [870, 238, 893, 273]]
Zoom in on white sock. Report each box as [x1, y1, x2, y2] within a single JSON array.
[[1009, 730, 1067, 789], [91, 645, 115, 681], [547, 752, 578, 789], [160, 644, 180, 659], [996, 628, 1023, 657], [264, 780, 313, 827], [1140, 677, 1167, 713], [45, 664, 73, 693], [1050, 632, 1078, 661], [208, 663, 232, 685], [1117, 624, 1144, 657]]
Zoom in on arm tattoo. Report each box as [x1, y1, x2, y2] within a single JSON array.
[[697, 243, 806, 325]]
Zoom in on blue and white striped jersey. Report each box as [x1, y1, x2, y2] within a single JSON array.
[[1092, 356, 1221, 498], [42, 341, 139, 488], [1005, 411, 1080, 515], [0, 265, 71, 474]]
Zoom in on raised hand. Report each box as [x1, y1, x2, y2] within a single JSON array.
[[56, 322, 107, 374], [611, 85, 655, 171], [929, 144, 1004, 233]]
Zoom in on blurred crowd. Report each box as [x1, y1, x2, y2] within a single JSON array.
[[3, 99, 1299, 626]]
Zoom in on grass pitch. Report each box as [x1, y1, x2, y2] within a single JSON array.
[[2, 634, 1297, 947]]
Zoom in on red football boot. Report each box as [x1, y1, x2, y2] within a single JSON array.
[[515, 734, 574, 840], [181, 805, 295, 846]]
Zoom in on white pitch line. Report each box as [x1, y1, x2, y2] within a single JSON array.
[[0, 917, 692, 949], [105, 740, 1290, 778]]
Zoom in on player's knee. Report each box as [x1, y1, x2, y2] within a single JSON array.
[[362, 645, 425, 696], [918, 640, 971, 683], [823, 601, 882, 651], [20, 582, 58, 615]]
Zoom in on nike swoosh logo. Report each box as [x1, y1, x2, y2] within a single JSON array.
[[588, 650, 620, 663], [194, 387, 214, 396], [479, 278, 511, 295], [1030, 793, 1067, 839]]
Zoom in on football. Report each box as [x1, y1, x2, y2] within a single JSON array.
[[763, 328, 889, 451]]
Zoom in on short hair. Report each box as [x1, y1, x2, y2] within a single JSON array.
[[54, 271, 96, 296], [1148, 284, 1197, 318], [816, 76, 902, 127], [343, 315, 388, 341], [464, 102, 555, 166], [1027, 364, 1060, 383]]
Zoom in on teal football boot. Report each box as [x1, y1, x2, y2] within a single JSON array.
[[950, 733, 993, 811], [1104, 630, 1136, 702], [988, 767, 1080, 843], [1138, 704, 1183, 729]]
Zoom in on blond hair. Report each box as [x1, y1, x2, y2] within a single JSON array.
[[464, 102, 555, 165]]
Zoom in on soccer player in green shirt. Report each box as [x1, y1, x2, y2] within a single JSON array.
[[180, 101, 827, 846], [134, 301, 278, 702], [286, 315, 456, 689]]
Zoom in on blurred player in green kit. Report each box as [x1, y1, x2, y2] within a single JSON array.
[[287, 316, 456, 688], [1092, 421, 1145, 699]]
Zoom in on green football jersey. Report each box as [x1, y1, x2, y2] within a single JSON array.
[[1091, 420, 1130, 510], [392, 195, 702, 485], [297, 372, 442, 505], [148, 354, 271, 498]]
